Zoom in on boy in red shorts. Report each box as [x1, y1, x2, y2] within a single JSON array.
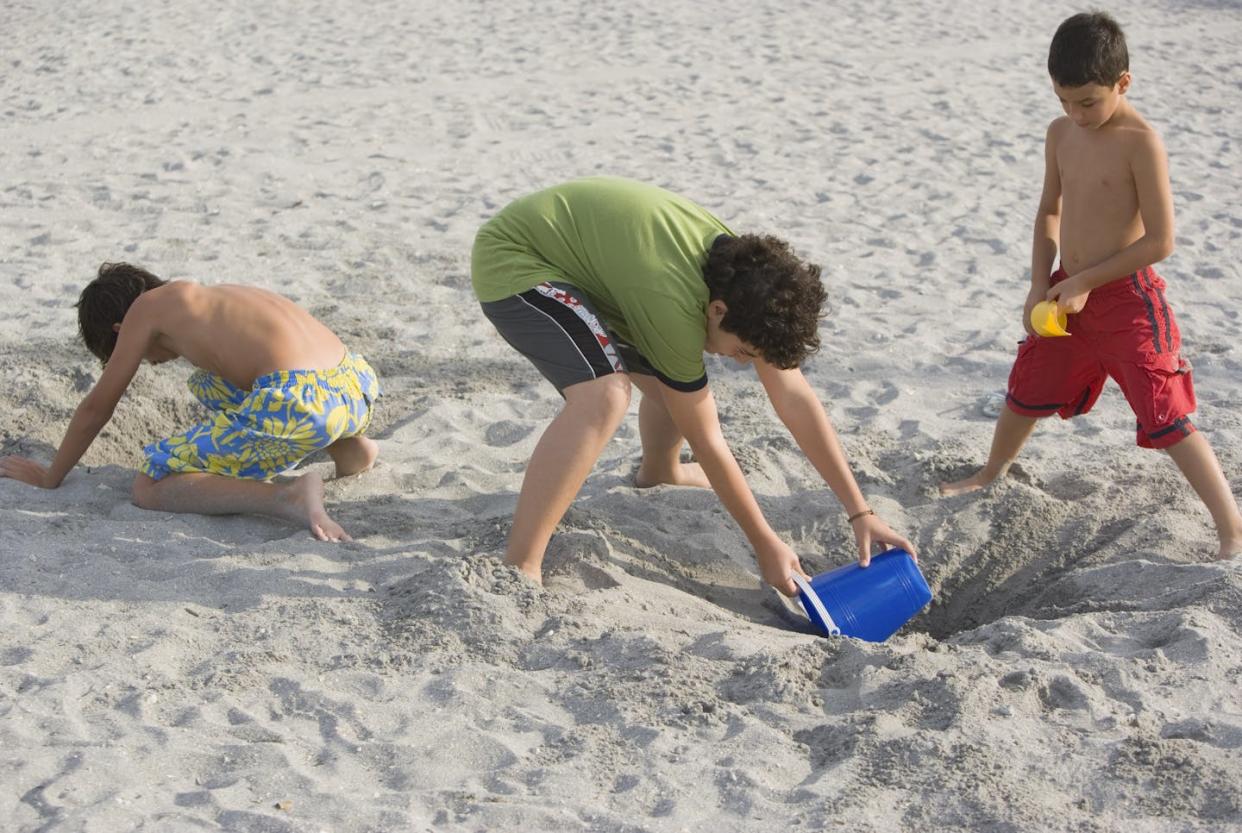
[[940, 12, 1242, 559]]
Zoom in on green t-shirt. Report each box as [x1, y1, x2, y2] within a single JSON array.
[[471, 177, 733, 388]]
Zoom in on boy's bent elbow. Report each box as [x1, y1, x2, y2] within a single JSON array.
[[1156, 237, 1175, 262], [1143, 234, 1174, 266]]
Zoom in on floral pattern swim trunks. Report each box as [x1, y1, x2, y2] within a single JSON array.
[[142, 352, 380, 481]]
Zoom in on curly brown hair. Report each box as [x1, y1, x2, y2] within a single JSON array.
[[76, 262, 167, 364], [702, 234, 826, 368]]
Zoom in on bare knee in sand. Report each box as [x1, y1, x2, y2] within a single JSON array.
[[325, 436, 379, 478]]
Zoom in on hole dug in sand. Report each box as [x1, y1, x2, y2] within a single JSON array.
[[914, 469, 1222, 645], [912, 479, 1149, 640]]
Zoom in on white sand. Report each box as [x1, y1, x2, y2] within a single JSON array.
[[3, 0, 1242, 830]]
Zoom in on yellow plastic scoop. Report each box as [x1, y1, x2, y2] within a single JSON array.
[[1030, 301, 1070, 337]]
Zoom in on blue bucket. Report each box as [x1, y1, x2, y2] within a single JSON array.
[[792, 548, 932, 642]]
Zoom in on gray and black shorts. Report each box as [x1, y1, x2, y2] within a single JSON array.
[[480, 281, 660, 395]]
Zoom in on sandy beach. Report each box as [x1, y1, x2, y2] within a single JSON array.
[[2, 0, 1241, 829]]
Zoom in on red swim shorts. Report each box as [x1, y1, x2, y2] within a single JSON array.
[[1006, 266, 1196, 449]]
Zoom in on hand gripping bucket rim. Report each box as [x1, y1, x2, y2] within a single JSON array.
[[792, 548, 932, 642]]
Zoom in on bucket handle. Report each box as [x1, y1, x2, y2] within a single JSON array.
[[791, 573, 841, 637]]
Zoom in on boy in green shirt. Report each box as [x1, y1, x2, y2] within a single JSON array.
[[473, 177, 915, 595]]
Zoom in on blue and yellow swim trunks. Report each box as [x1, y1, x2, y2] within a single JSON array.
[[142, 352, 380, 481]]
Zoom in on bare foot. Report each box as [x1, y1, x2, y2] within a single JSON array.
[[635, 461, 711, 489], [1216, 536, 1242, 560], [939, 466, 1005, 497], [326, 436, 379, 478], [503, 554, 544, 587], [285, 473, 351, 542]]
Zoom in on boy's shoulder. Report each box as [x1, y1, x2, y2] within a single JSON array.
[[1126, 111, 1165, 151], [1113, 111, 1168, 177], [124, 280, 209, 333], [130, 279, 192, 313], [141, 278, 195, 299], [1047, 111, 1165, 156], [1047, 114, 1074, 133], [1111, 103, 1163, 142]]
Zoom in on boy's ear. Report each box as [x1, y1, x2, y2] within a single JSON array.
[[111, 323, 122, 333], [1117, 71, 1132, 95], [708, 300, 728, 321]]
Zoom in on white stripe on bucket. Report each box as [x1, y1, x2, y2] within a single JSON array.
[[791, 573, 841, 637]]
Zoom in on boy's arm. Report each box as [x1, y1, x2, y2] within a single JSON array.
[[0, 298, 154, 489], [657, 382, 805, 595], [1048, 132, 1175, 305], [1029, 121, 1064, 326], [755, 360, 916, 566]]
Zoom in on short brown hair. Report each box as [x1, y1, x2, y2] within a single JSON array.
[[702, 234, 826, 369], [76, 262, 166, 363], [1048, 12, 1128, 88]]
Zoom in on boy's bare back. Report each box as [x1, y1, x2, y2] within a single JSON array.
[[131, 282, 347, 388]]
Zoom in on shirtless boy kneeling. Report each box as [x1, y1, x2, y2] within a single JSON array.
[[0, 263, 380, 541]]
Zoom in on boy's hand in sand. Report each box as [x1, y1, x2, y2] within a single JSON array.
[[0, 456, 54, 489], [852, 512, 917, 568], [1045, 276, 1091, 315], [755, 535, 809, 597]]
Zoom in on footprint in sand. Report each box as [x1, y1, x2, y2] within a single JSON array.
[[484, 420, 533, 447]]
